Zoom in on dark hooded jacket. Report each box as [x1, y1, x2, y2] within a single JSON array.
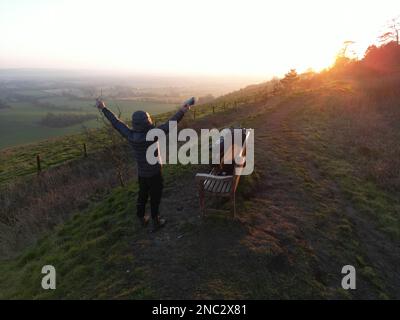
[[102, 107, 185, 177]]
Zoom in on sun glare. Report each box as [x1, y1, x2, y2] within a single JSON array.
[[0, 0, 399, 77]]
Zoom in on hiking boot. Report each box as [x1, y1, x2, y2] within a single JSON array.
[[138, 216, 150, 227], [152, 216, 166, 232]]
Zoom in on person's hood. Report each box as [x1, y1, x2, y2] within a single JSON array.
[[132, 110, 153, 132]]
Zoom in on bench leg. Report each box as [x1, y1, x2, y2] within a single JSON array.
[[232, 192, 236, 219], [198, 187, 205, 217]]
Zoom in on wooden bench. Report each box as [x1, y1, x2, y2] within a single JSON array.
[[195, 130, 251, 218]]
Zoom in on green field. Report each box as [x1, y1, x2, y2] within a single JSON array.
[[0, 97, 177, 149]]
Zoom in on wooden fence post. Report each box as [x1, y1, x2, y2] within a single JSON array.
[[212, 105, 215, 114], [118, 171, 124, 187], [36, 154, 41, 174], [83, 143, 88, 157]]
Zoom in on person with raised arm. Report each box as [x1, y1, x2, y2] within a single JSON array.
[[96, 97, 195, 232]]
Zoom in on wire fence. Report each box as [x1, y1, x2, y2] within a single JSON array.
[[9, 99, 251, 180]]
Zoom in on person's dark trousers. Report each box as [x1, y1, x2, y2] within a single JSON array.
[[137, 173, 163, 219]]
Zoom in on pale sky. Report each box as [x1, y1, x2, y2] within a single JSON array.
[[1, 0, 399, 78]]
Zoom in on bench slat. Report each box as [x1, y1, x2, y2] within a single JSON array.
[[224, 181, 232, 193], [220, 181, 227, 193], [212, 180, 222, 193], [204, 178, 212, 190], [202, 178, 233, 194], [207, 179, 216, 192], [216, 181, 224, 193]]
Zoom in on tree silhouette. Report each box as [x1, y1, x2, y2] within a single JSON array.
[[281, 69, 299, 91], [333, 41, 356, 70], [379, 16, 400, 45], [363, 41, 400, 73]]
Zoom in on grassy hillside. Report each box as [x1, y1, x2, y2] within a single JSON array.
[[0, 99, 238, 185], [0, 99, 177, 149], [0, 71, 399, 299]]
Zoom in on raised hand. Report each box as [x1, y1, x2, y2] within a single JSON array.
[[95, 99, 106, 110], [181, 97, 196, 112]]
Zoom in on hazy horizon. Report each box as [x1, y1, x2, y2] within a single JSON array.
[[0, 67, 267, 82], [0, 68, 265, 95], [1, 0, 400, 79]]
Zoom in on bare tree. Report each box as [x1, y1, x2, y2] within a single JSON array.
[[379, 16, 400, 45], [333, 41, 356, 69], [339, 40, 356, 58]]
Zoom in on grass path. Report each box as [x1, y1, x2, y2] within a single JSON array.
[[242, 93, 399, 298]]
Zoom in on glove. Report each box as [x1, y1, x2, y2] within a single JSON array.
[[95, 99, 105, 110], [184, 97, 196, 107], [181, 97, 196, 112]]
